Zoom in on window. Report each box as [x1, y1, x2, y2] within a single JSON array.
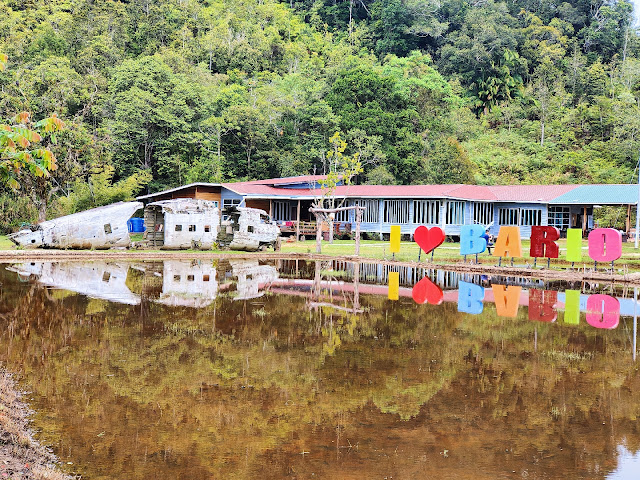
[[384, 200, 410, 224], [413, 200, 440, 225], [499, 208, 519, 225], [273, 201, 289, 221], [498, 208, 542, 226], [351, 199, 379, 223], [173, 275, 181, 281], [204, 225, 211, 232], [102, 272, 110, 282], [187, 275, 194, 281], [446, 201, 464, 225], [334, 207, 349, 222], [188, 225, 196, 232], [223, 198, 241, 208], [203, 275, 210, 282], [548, 206, 570, 229], [472, 202, 494, 226], [520, 209, 542, 226], [175, 225, 182, 232], [104, 224, 112, 234], [248, 226, 254, 233]]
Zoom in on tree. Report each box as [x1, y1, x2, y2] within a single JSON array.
[[311, 132, 362, 251]]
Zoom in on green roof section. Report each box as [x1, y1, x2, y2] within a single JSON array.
[[549, 184, 640, 205]]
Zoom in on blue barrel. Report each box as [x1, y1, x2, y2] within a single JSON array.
[[128, 218, 145, 233]]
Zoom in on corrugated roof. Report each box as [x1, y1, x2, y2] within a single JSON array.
[[137, 182, 221, 200], [488, 185, 579, 202], [549, 184, 640, 205]]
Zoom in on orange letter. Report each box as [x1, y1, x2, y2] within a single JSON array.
[[492, 226, 522, 258], [492, 285, 522, 317]]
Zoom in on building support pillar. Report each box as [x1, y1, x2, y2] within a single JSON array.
[[296, 199, 301, 242], [582, 206, 587, 233]]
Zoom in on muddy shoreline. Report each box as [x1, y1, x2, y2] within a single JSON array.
[[1, 249, 640, 285], [0, 370, 72, 480]]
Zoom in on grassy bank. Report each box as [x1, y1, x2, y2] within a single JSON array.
[[0, 370, 72, 479], [3, 234, 640, 271]]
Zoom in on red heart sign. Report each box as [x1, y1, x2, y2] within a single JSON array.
[[414, 226, 445, 254], [412, 276, 444, 305]]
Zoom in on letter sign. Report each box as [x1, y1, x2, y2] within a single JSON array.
[[492, 227, 522, 258], [529, 226, 560, 258], [458, 281, 484, 314], [586, 294, 620, 329], [588, 228, 622, 262], [460, 225, 487, 255]]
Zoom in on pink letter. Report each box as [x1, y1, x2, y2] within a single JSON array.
[[588, 228, 622, 262], [586, 294, 619, 329]]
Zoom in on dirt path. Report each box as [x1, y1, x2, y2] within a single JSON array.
[[1, 249, 640, 285], [0, 370, 72, 480]]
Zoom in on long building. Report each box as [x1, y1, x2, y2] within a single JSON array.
[[137, 176, 639, 239]]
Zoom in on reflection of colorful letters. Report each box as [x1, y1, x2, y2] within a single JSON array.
[[388, 271, 400, 300], [565, 229, 583, 263], [390, 225, 401, 253], [458, 281, 484, 314], [412, 276, 444, 305], [586, 294, 620, 329], [588, 228, 622, 262], [492, 227, 522, 258], [529, 226, 560, 259], [460, 225, 487, 255], [414, 226, 445, 254], [563, 290, 581, 325], [492, 285, 522, 317], [528, 289, 557, 322]]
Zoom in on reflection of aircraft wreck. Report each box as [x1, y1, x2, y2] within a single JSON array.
[[8, 202, 142, 249], [228, 259, 279, 300], [156, 261, 219, 308], [6, 262, 140, 305], [218, 207, 280, 252]]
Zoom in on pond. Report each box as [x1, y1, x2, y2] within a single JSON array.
[[0, 259, 639, 479]]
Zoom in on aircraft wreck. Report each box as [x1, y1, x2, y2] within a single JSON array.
[[8, 202, 143, 249], [217, 206, 281, 252]]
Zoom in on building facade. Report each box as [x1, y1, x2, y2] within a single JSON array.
[[137, 177, 639, 239]]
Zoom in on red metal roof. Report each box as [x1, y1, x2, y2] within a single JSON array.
[[487, 185, 578, 202]]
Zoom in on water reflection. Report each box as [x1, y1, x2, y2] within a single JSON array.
[[0, 259, 639, 479]]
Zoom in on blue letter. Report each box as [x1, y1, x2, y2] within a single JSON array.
[[460, 225, 487, 255], [458, 281, 485, 314]]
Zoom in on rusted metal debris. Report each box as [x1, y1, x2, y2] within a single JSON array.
[[8, 202, 143, 249]]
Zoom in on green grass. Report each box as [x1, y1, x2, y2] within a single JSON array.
[[0, 235, 14, 250]]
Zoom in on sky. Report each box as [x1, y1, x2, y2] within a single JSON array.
[[633, 0, 640, 26]]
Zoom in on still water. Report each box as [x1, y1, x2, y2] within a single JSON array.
[[0, 259, 639, 479]]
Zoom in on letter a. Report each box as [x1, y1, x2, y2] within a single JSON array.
[[492, 227, 522, 258], [492, 285, 522, 317]]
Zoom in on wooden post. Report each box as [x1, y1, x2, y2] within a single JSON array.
[[627, 204, 631, 235], [355, 207, 362, 256], [353, 262, 360, 312], [316, 217, 322, 253], [582, 206, 587, 233], [269, 199, 273, 218], [296, 199, 301, 242]]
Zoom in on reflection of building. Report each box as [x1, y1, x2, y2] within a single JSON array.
[[6, 262, 140, 305], [156, 261, 219, 308], [229, 259, 279, 300]]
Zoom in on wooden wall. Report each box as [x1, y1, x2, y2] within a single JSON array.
[[245, 199, 270, 213]]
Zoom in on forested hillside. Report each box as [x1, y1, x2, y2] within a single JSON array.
[[1, 0, 639, 229]]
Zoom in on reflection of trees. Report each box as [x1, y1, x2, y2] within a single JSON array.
[[0, 266, 639, 479]]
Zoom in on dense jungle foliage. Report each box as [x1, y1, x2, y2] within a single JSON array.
[[1, 0, 640, 231]]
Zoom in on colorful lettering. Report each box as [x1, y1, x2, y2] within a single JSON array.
[[492, 285, 522, 317], [528, 289, 558, 322], [529, 226, 560, 258], [460, 225, 487, 255], [565, 229, 583, 263], [414, 226, 446, 254], [458, 281, 484, 314], [412, 276, 444, 305], [585, 294, 620, 329], [492, 227, 522, 258], [563, 290, 581, 325], [388, 271, 400, 300], [588, 228, 622, 262], [390, 225, 401, 253]]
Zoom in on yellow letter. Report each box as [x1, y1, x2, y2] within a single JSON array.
[[390, 225, 401, 253]]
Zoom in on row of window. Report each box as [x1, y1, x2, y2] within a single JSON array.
[[174, 225, 212, 232]]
